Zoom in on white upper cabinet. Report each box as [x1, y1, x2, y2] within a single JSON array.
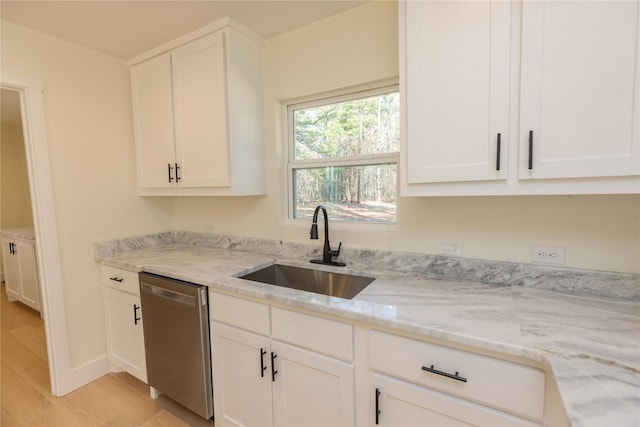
[[401, 0, 640, 196], [172, 32, 230, 188], [404, 0, 511, 184], [520, 0, 640, 180], [129, 19, 265, 196], [131, 54, 175, 189]]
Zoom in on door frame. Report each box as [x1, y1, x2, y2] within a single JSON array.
[[1, 74, 72, 395]]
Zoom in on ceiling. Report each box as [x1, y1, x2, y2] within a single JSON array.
[[0, 0, 369, 60], [0, 0, 369, 126]]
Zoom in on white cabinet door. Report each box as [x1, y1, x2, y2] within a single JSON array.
[[2, 238, 21, 301], [2, 238, 40, 311], [130, 54, 177, 189], [520, 0, 640, 180], [130, 22, 265, 196], [15, 239, 40, 311], [404, 0, 511, 183], [172, 32, 230, 188], [210, 323, 273, 427], [271, 340, 355, 427], [103, 287, 147, 383], [372, 374, 537, 427]]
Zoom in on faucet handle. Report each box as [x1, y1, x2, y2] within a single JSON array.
[[331, 242, 342, 257]]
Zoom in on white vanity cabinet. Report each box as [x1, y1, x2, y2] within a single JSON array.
[[401, 0, 640, 195], [369, 330, 545, 427], [210, 292, 355, 427], [129, 18, 265, 196], [2, 235, 41, 312], [101, 265, 147, 383]]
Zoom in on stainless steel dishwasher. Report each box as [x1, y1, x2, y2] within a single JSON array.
[[139, 272, 213, 419]]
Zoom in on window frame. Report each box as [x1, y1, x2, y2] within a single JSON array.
[[285, 82, 400, 225]]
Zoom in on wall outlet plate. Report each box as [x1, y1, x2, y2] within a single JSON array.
[[437, 240, 463, 256], [531, 245, 566, 265]]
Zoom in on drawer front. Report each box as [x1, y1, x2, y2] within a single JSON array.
[[369, 330, 545, 420], [271, 307, 353, 361], [210, 292, 270, 336], [101, 265, 140, 295]]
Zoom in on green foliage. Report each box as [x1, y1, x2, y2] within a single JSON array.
[[294, 93, 400, 160], [292, 91, 399, 222]]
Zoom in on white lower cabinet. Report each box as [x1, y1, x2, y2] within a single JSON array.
[[211, 323, 273, 427], [210, 292, 355, 427], [210, 292, 555, 427], [372, 373, 536, 427], [271, 340, 354, 427], [369, 330, 545, 427], [101, 265, 147, 383], [2, 236, 41, 312]]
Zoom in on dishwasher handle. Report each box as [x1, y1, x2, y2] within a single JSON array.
[[141, 282, 197, 306]]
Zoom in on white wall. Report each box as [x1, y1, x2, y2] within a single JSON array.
[[1, 20, 174, 368], [1, 122, 34, 229], [173, 1, 640, 274]]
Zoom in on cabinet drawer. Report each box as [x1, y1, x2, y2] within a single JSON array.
[[369, 330, 545, 420], [271, 307, 353, 361], [210, 292, 270, 336], [101, 265, 140, 295]]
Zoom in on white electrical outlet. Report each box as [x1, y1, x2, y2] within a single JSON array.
[[437, 240, 463, 256], [531, 245, 566, 265]]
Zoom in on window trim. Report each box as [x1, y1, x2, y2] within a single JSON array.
[[285, 82, 400, 225]]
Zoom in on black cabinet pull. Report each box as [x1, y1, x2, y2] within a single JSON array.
[[422, 364, 467, 383], [175, 163, 181, 182], [133, 304, 141, 325], [496, 133, 501, 171], [375, 388, 381, 425], [9, 242, 14, 254], [271, 352, 278, 382], [109, 277, 124, 283], [528, 130, 533, 170], [168, 163, 174, 183], [260, 348, 267, 378]]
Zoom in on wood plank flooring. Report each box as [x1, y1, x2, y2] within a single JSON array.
[[1, 285, 214, 426]]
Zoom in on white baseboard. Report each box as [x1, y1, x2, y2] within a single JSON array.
[[61, 355, 111, 396]]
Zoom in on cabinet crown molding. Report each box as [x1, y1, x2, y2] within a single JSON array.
[[126, 16, 263, 66]]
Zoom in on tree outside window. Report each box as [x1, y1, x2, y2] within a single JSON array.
[[288, 86, 399, 223]]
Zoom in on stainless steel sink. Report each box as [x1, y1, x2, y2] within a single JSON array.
[[238, 264, 375, 299]]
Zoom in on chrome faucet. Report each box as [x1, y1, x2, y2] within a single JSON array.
[[309, 205, 345, 267]]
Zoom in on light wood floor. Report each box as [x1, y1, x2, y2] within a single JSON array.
[[1, 285, 214, 426]]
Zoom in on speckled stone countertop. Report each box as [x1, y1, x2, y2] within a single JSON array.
[[95, 231, 640, 427], [1, 227, 35, 241]]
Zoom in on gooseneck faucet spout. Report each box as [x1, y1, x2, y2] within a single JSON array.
[[309, 205, 345, 267]]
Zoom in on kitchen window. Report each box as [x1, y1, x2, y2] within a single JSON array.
[[287, 85, 400, 223]]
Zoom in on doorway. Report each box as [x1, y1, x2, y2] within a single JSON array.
[[0, 76, 72, 395]]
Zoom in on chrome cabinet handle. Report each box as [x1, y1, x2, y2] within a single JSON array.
[[422, 364, 467, 383]]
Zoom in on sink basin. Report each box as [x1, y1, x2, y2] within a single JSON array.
[[238, 264, 375, 299]]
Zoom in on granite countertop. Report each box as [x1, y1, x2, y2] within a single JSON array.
[[1, 227, 35, 241], [95, 232, 640, 427]]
